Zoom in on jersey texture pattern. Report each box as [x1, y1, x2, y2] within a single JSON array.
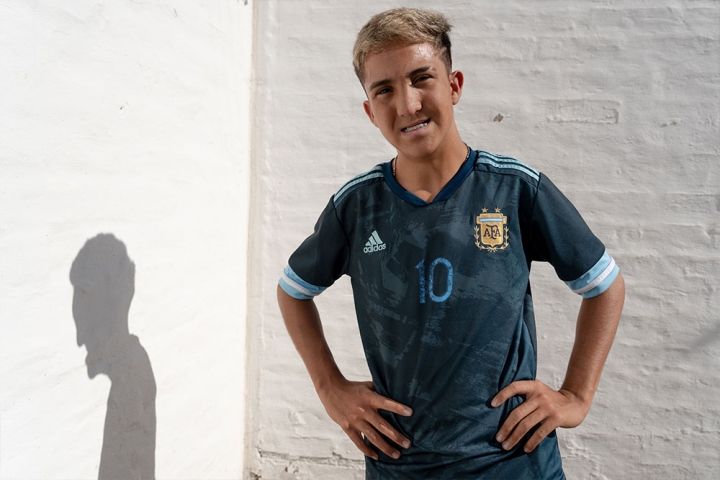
[[279, 149, 619, 479]]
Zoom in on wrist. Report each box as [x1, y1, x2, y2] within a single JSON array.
[[559, 387, 594, 412], [312, 368, 346, 398]]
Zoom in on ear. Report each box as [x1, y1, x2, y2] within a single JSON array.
[[449, 70, 464, 105], [363, 100, 379, 128]]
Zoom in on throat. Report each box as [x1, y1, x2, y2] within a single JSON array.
[[392, 144, 471, 201]]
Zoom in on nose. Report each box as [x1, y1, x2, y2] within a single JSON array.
[[396, 85, 421, 117]]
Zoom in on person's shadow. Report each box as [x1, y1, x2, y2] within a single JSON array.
[[70, 234, 156, 480]]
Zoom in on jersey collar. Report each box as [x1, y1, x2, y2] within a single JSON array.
[[382, 148, 478, 206]]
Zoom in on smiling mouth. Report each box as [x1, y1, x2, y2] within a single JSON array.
[[401, 119, 430, 133]]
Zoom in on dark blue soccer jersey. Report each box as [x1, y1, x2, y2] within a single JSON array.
[[279, 149, 619, 479]]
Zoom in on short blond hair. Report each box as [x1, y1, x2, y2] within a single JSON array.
[[353, 8, 453, 85]]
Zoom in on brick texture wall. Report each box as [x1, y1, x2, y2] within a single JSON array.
[[247, 1, 719, 478]]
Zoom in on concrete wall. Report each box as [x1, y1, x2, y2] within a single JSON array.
[[247, 1, 719, 479], [0, 1, 253, 478]]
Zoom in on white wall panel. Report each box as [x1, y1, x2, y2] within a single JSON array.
[[0, 1, 253, 478]]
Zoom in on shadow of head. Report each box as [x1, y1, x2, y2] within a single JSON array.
[[70, 234, 157, 478], [70, 234, 135, 378]]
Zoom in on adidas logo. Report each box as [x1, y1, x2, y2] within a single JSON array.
[[363, 230, 387, 254]]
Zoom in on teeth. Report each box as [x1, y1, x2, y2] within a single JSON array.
[[403, 120, 429, 132]]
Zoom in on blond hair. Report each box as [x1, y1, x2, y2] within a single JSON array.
[[353, 8, 453, 85]]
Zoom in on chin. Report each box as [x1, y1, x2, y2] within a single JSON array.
[[386, 134, 440, 161], [400, 143, 438, 159], [85, 353, 103, 378], [86, 364, 99, 379]]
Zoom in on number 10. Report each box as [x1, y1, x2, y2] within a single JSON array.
[[414, 258, 453, 304]]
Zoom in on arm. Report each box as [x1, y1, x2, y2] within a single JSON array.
[[492, 273, 625, 452], [277, 285, 413, 460]]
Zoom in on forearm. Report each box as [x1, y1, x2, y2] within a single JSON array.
[[561, 273, 625, 407], [277, 285, 344, 394], [493, 273, 625, 451], [277, 285, 412, 458]]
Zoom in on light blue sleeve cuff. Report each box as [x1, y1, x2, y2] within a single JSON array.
[[565, 251, 620, 299], [278, 265, 327, 300]]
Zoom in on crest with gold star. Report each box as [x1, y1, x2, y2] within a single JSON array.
[[474, 207, 509, 252]]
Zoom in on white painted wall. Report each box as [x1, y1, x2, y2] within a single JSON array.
[[3, 0, 718, 478], [248, 1, 720, 479], [0, 1, 253, 478]]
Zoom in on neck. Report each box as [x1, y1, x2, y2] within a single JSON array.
[[394, 135, 469, 202]]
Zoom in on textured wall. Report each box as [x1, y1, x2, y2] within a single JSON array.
[[247, 1, 720, 479], [0, 1, 252, 478]]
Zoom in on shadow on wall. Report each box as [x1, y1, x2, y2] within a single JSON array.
[[691, 323, 720, 350], [70, 234, 156, 480]]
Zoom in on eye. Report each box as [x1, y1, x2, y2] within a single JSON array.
[[375, 87, 391, 96], [413, 75, 431, 85]]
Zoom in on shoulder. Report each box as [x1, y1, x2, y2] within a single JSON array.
[[332, 164, 386, 207], [473, 150, 541, 186]]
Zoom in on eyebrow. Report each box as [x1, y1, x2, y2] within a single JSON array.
[[367, 66, 433, 92]]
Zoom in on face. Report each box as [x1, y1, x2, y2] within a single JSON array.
[[362, 43, 463, 161], [73, 286, 102, 377]]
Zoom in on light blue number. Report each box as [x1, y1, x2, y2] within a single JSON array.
[[415, 257, 453, 304], [414, 260, 426, 304], [429, 257, 453, 302]]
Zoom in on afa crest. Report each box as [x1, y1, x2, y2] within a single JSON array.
[[474, 208, 509, 252]]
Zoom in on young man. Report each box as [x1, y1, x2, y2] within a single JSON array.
[[278, 8, 624, 479]]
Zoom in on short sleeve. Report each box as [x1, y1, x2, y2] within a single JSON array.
[[278, 197, 350, 300], [528, 174, 619, 298]]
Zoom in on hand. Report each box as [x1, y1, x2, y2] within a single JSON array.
[[491, 380, 590, 453], [318, 378, 413, 460]]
